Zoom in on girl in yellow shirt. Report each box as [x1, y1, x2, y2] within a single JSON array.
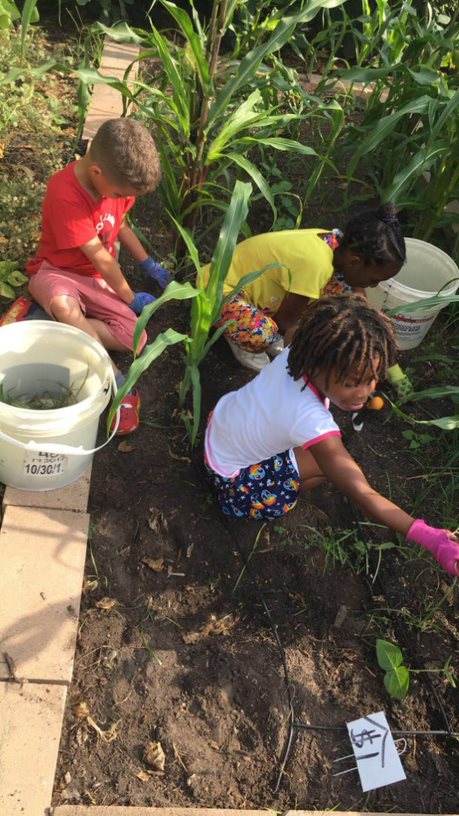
[[210, 203, 405, 371]]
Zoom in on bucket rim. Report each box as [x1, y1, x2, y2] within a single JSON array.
[[378, 275, 459, 302]]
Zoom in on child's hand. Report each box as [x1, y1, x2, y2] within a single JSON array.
[[138, 256, 173, 289], [406, 519, 459, 576], [129, 292, 157, 315]]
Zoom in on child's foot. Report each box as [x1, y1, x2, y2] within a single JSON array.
[[226, 338, 270, 372], [111, 389, 141, 435]]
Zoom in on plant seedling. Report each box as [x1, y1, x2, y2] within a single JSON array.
[[376, 638, 457, 701], [376, 639, 410, 700]]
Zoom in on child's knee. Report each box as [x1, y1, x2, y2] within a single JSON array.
[[49, 294, 81, 322]]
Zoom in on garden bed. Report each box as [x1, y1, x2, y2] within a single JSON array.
[[1, 15, 458, 815], [51, 294, 459, 811]]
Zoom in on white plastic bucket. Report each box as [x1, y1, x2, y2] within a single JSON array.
[[0, 321, 115, 491], [367, 238, 459, 350]]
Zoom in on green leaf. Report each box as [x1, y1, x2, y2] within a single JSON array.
[[206, 180, 252, 324], [384, 667, 410, 701], [107, 328, 188, 432], [386, 292, 459, 315], [225, 153, 276, 219], [159, 0, 211, 93], [6, 270, 28, 286], [208, 1, 346, 125], [20, 0, 39, 59], [384, 143, 450, 201], [0, 282, 16, 299], [91, 21, 144, 43], [376, 638, 404, 671], [0, 260, 19, 276], [132, 280, 199, 355]]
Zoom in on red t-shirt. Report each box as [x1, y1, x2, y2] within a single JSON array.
[[27, 161, 135, 277]]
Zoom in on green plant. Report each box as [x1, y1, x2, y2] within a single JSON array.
[[336, 2, 459, 247], [298, 523, 396, 578], [402, 429, 436, 451], [108, 180, 273, 445], [79, 0, 347, 235], [376, 638, 457, 701], [0, 260, 27, 299]]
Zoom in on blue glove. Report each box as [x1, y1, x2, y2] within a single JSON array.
[[129, 292, 157, 315], [138, 256, 173, 289]]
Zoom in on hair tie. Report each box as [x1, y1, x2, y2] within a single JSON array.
[[381, 213, 398, 224]]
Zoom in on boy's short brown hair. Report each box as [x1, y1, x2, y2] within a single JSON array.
[[89, 117, 161, 191]]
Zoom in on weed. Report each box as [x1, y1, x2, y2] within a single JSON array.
[[297, 524, 396, 580]]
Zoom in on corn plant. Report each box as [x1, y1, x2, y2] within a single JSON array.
[[336, 3, 459, 245], [108, 180, 264, 445], [80, 0, 347, 235]]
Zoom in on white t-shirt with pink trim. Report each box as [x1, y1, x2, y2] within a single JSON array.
[[205, 348, 341, 478]]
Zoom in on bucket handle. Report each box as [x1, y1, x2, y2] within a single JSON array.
[[0, 368, 120, 457]]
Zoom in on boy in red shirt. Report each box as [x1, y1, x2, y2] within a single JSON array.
[[27, 117, 172, 434]]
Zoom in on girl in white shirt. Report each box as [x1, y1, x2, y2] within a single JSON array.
[[205, 295, 459, 576]]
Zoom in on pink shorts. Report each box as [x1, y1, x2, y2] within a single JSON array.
[[28, 263, 147, 352]]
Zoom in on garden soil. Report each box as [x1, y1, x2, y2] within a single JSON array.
[[52, 290, 459, 813]]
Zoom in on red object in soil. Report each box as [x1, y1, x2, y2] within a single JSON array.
[[0, 295, 33, 326]]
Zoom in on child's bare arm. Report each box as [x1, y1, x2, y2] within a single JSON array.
[[274, 292, 311, 332], [309, 435, 414, 535], [118, 221, 148, 263], [80, 237, 135, 304]]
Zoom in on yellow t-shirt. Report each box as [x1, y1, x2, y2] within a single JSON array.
[[202, 229, 335, 313]]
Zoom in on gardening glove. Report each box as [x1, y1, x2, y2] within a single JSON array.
[[387, 364, 414, 400], [406, 519, 459, 576], [138, 256, 173, 290], [129, 292, 157, 315]]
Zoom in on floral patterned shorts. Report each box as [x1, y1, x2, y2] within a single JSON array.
[[216, 292, 278, 352]]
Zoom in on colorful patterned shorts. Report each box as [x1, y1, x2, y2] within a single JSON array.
[[216, 292, 278, 352], [206, 449, 300, 520]]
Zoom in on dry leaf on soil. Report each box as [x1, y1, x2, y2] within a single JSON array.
[[117, 440, 135, 452], [182, 613, 237, 644], [143, 740, 166, 772], [95, 596, 119, 611], [141, 556, 165, 572]]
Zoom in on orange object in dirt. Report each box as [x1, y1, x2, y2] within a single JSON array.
[[0, 296, 32, 326], [368, 395, 385, 411]]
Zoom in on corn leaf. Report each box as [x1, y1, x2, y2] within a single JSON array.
[[208, 1, 347, 125], [386, 292, 459, 315], [159, 0, 212, 94], [224, 153, 276, 219], [107, 328, 188, 432], [132, 281, 199, 355]]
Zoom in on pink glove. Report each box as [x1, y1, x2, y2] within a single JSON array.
[[407, 520, 459, 576]]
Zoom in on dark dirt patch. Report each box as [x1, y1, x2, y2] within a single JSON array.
[[51, 293, 459, 811]]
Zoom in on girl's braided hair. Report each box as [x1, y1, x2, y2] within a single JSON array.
[[341, 202, 406, 265], [287, 294, 397, 387]]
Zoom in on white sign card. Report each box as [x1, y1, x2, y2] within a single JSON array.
[[346, 710, 406, 792]]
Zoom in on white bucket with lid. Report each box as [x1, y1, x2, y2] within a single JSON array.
[[0, 320, 116, 491], [367, 237, 459, 350]]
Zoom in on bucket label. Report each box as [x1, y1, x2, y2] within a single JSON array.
[[23, 450, 68, 477]]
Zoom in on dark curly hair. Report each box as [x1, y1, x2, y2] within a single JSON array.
[[287, 294, 397, 388], [340, 202, 406, 266]]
